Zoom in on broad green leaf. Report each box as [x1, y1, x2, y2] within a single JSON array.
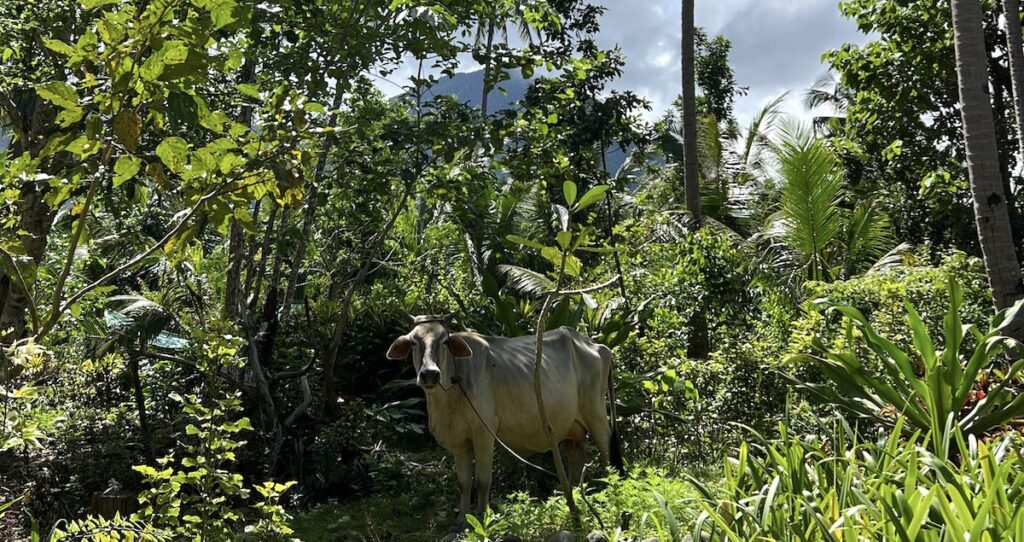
[[55, 107, 84, 128], [162, 41, 188, 64], [42, 38, 75, 56], [563, 180, 577, 205], [35, 82, 78, 109], [80, 0, 119, 8], [576, 185, 610, 210], [210, 0, 239, 29], [556, 230, 572, 249], [112, 110, 142, 152], [236, 83, 261, 99], [156, 137, 188, 174], [113, 155, 142, 187], [64, 136, 101, 158]]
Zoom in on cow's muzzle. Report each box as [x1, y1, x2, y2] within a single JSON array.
[[418, 368, 441, 389]]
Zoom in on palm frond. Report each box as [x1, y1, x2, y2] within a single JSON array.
[[499, 264, 554, 297], [865, 242, 915, 275], [839, 200, 896, 279], [773, 121, 844, 282]]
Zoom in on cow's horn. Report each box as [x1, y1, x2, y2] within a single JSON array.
[[403, 311, 415, 325]]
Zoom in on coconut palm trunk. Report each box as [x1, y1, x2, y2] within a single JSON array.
[[1005, 0, 1024, 159], [681, 0, 701, 222], [952, 0, 1024, 337]]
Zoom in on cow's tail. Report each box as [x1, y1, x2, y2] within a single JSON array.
[[605, 347, 626, 477]]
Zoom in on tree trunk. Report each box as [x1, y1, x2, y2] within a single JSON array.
[[480, 22, 495, 120], [243, 206, 278, 324], [953, 0, 1024, 337], [0, 184, 55, 341], [282, 87, 345, 312], [224, 222, 244, 319], [680, 0, 701, 222], [1004, 0, 1024, 159]]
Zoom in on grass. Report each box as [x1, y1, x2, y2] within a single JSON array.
[[289, 459, 718, 542]]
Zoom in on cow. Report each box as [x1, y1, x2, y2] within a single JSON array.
[[386, 314, 624, 536]]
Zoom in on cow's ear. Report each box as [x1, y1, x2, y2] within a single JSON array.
[[449, 336, 472, 359], [386, 336, 414, 360]]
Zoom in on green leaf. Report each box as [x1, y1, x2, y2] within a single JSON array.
[[35, 82, 78, 109], [506, 235, 546, 251], [576, 185, 609, 211], [210, 0, 240, 29], [556, 230, 572, 249], [42, 38, 75, 56], [55, 107, 85, 128], [563, 180, 577, 206], [162, 41, 188, 64], [112, 110, 142, 152], [236, 83, 261, 99], [156, 137, 188, 174], [113, 155, 142, 187], [80, 0, 119, 8]]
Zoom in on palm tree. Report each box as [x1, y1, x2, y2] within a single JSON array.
[[951, 0, 1024, 337], [761, 123, 897, 284], [803, 72, 849, 137], [680, 0, 701, 222], [1003, 0, 1024, 160], [477, 1, 536, 120]]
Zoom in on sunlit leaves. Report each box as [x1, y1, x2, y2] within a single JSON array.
[[156, 137, 189, 175], [113, 155, 142, 187], [112, 110, 142, 152], [35, 81, 78, 109], [576, 185, 609, 211]]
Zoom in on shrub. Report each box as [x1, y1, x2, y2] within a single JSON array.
[[690, 418, 1024, 541], [791, 275, 1024, 456]]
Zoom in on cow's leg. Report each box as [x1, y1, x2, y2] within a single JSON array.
[[472, 434, 495, 518], [582, 408, 613, 469], [566, 438, 587, 486], [454, 450, 474, 528]]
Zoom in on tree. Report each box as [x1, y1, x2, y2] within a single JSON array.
[[826, 0, 1023, 255], [951, 0, 1024, 336], [680, 0, 701, 221], [1003, 0, 1024, 160]]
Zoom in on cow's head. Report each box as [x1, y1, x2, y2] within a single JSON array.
[[386, 314, 472, 391]]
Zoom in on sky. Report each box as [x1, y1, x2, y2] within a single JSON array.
[[374, 1, 870, 127], [595, 0, 869, 125]]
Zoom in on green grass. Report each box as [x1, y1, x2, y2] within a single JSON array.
[[291, 495, 453, 542], [290, 463, 718, 542]]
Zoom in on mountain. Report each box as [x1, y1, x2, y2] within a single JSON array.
[[423, 70, 629, 175], [423, 69, 532, 114]]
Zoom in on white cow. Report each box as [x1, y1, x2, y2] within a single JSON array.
[[386, 315, 624, 535]]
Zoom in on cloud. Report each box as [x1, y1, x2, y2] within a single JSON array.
[[372, 2, 869, 127], [596, 0, 868, 124]]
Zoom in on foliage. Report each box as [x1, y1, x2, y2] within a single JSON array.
[[499, 468, 712, 542], [824, 0, 1022, 254], [790, 276, 1024, 456], [689, 418, 1024, 541], [130, 338, 296, 541], [762, 122, 895, 284]]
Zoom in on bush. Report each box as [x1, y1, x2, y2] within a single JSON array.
[[613, 223, 794, 464], [690, 418, 1024, 541], [792, 276, 1024, 456], [787, 251, 990, 357]]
